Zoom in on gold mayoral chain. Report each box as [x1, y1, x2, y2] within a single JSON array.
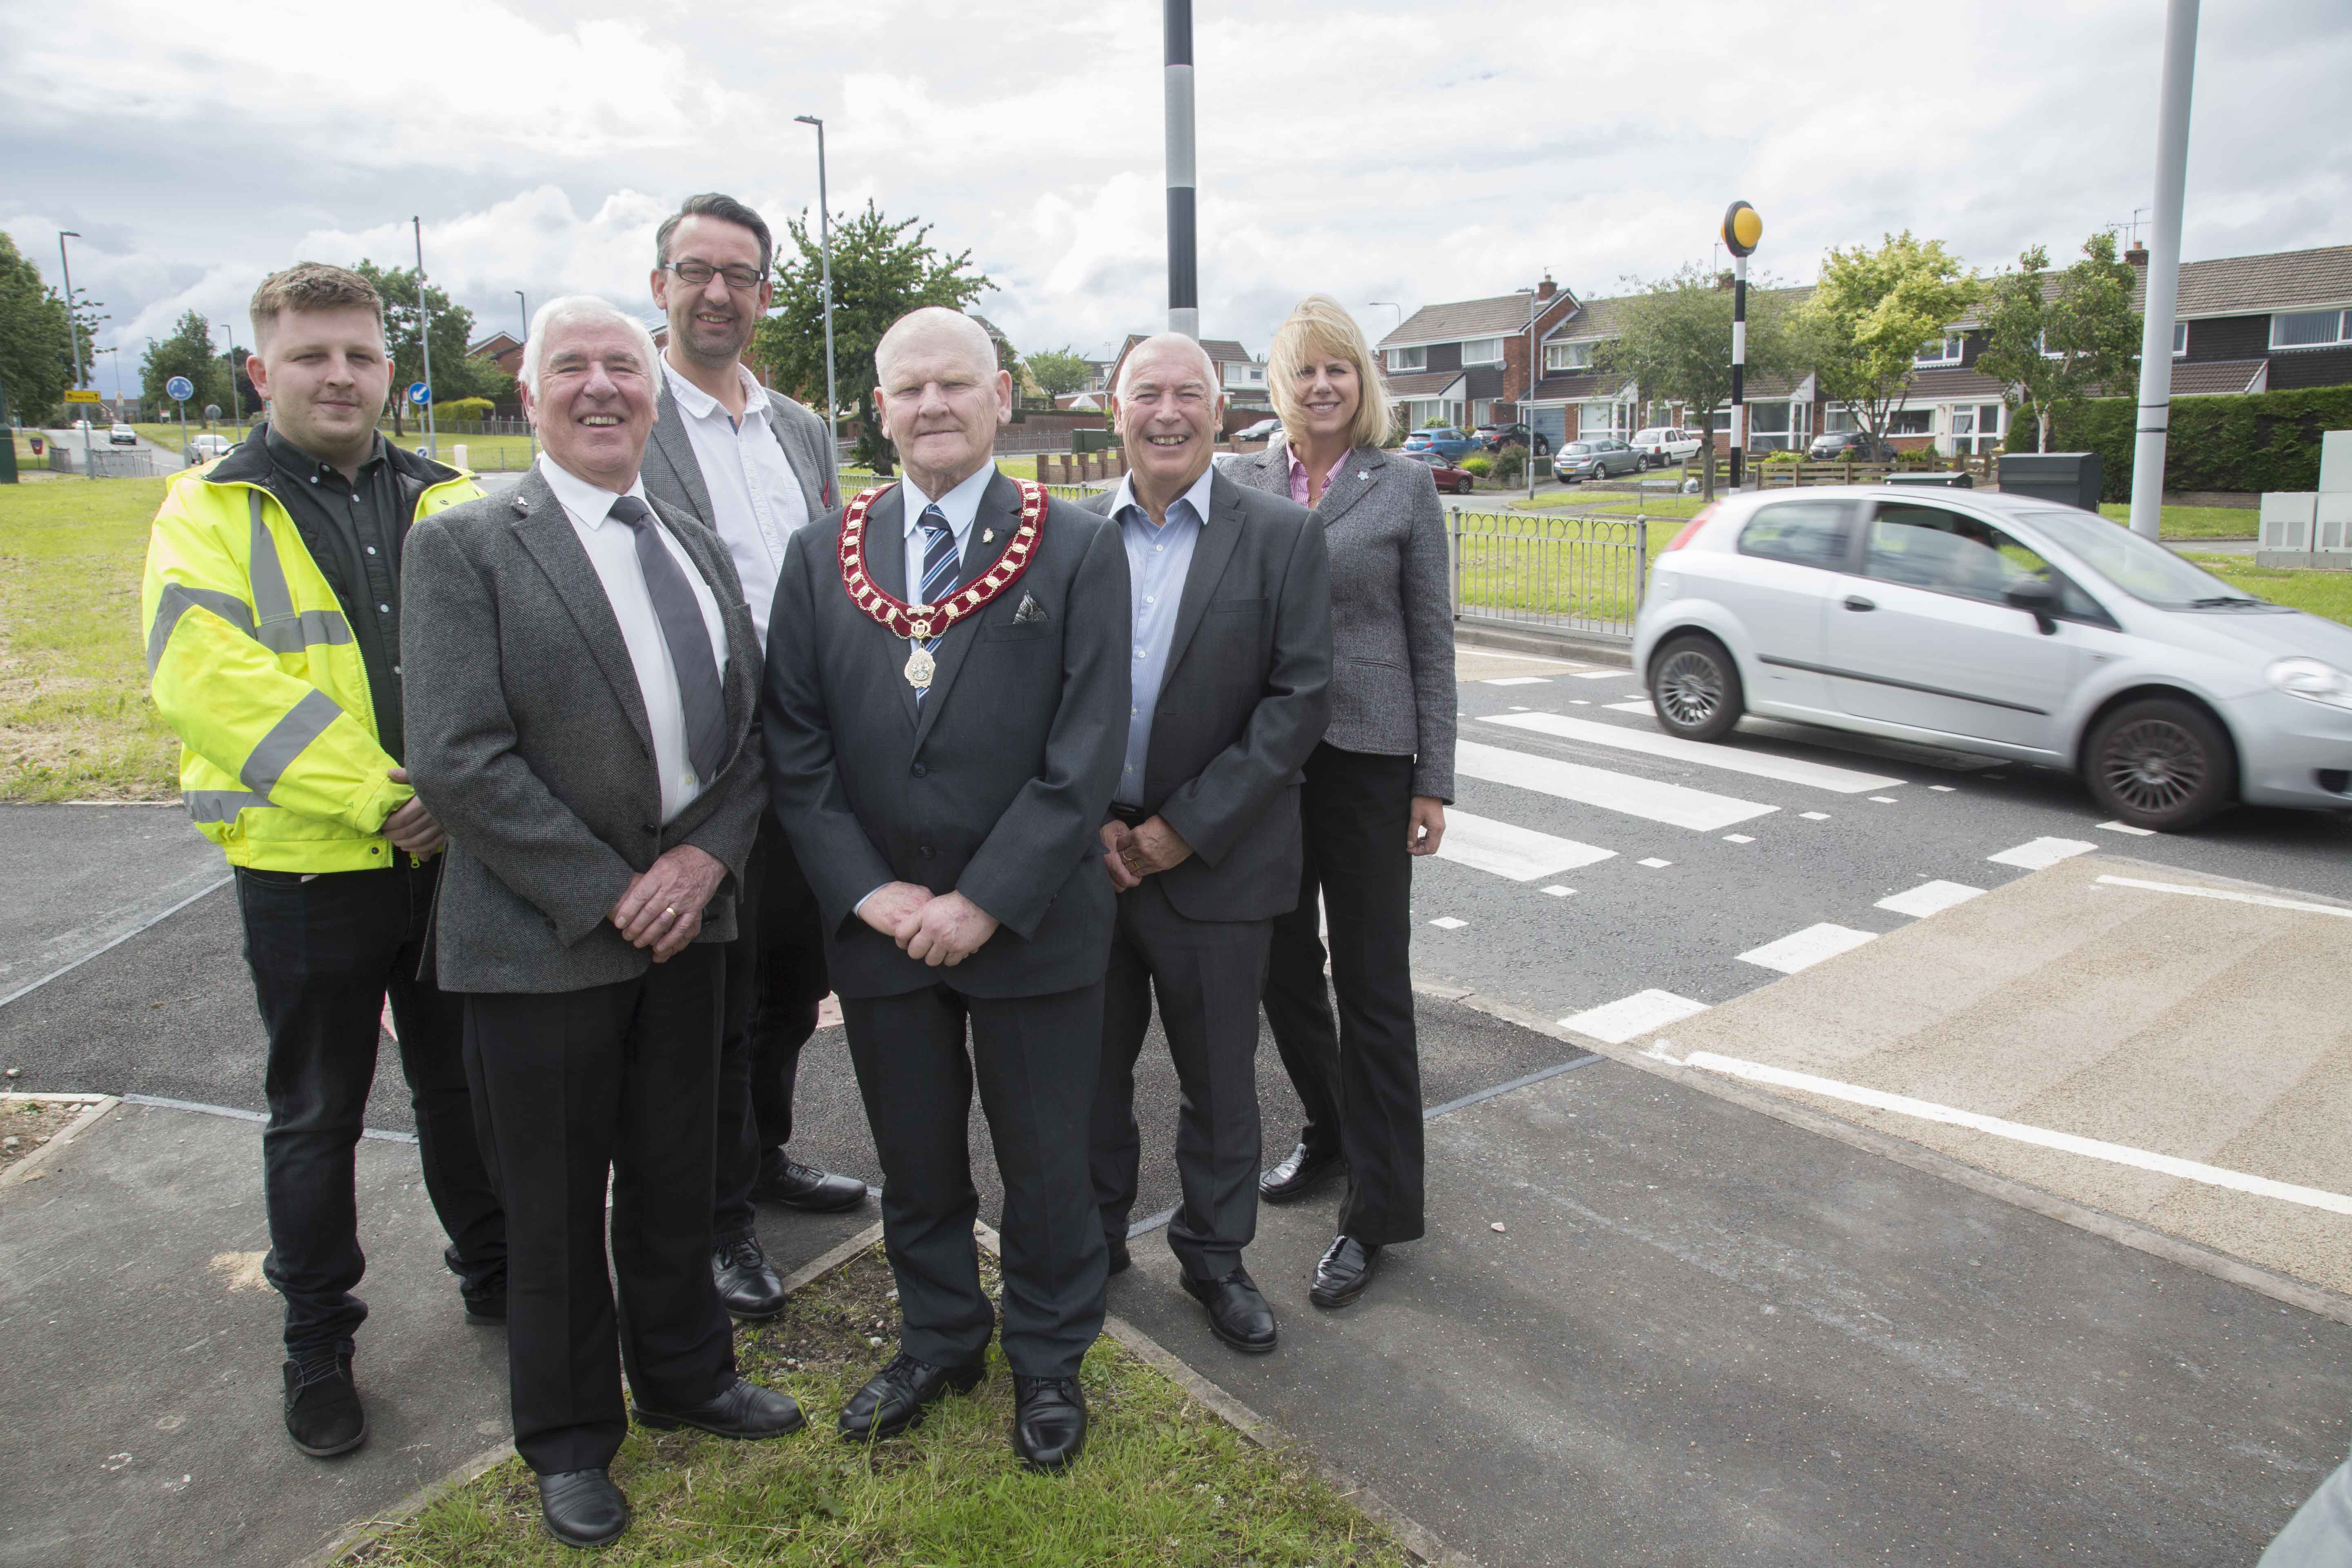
[[837, 479, 1048, 691]]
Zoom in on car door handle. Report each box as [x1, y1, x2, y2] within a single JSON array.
[[1843, 595, 1876, 612]]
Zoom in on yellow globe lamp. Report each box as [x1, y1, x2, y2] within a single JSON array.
[[1723, 201, 1762, 258]]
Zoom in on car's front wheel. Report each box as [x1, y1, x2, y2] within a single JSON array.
[[2083, 696, 2236, 831], [1650, 633, 1744, 743]]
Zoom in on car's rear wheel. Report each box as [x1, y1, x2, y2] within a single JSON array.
[[2083, 697, 2236, 831], [1650, 633, 1744, 743]]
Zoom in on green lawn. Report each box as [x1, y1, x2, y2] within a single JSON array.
[[2184, 555, 2352, 626], [2096, 501, 2256, 540], [344, 1244, 1409, 1568]]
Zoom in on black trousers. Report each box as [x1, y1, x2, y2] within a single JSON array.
[[235, 859, 505, 1358], [1091, 875, 1271, 1280], [841, 982, 1107, 1379], [713, 815, 831, 1244], [1261, 743, 1425, 1245], [462, 945, 736, 1476]]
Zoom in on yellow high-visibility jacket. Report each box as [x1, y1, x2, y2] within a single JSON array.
[[142, 437, 481, 871]]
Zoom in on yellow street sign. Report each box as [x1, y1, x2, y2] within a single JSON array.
[[63, 388, 100, 403]]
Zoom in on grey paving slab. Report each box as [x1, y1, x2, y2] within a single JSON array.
[[0, 805, 224, 1003], [1114, 1013, 2352, 1568]]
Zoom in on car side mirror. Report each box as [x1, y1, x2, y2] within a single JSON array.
[[2005, 578, 2060, 635]]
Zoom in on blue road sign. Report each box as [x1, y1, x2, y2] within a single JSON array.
[[165, 375, 194, 403], [408, 382, 431, 405]]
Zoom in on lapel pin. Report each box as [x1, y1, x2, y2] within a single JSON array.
[[1356, 470, 1369, 481], [982, 528, 995, 544]]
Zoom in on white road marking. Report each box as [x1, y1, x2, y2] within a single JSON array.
[[1723, 833, 1755, 844], [1868, 795, 1899, 804], [1638, 857, 1674, 869], [1508, 705, 1531, 710], [2096, 875, 2352, 921], [1480, 676, 1553, 686], [1656, 1050, 2352, 1218], [1800, 811, 1831, 821], [1605, 699, 1654, 715], [1571, 670, 1628, 680], [1568, 699, 1592, 705], [1429, 917, 1468, 930], [1876, 880, 1985, 918], [2097, 820, 2156, 836], [1988, 836, 2098, 870], [1437, 810, 1618, 882], [1737, 922, 1878, 973], [1481, 711, 1905, 795], [1456, 740, 1777, 831], [1563, 989, 1712, 1044], [1929, 784, 1958, 793], [1540, 885, 1576, 897]]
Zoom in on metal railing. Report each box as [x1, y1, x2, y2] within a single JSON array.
[[1449, 508, 1651, 642]]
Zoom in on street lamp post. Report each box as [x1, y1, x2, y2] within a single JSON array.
[[516, 290, 534, 460], [1517, 286, 1541, 502], [1163, 0, 1198, 339], [793, 115, 841, 490], [413, 217, 437, 461], [1721, 201, 1762, 492], [213, 319, 244, 430], [2128, 0, 2199, 541], [58, 231, 94, 480]]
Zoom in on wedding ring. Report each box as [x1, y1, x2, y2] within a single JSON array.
[[664, 905, 677, 918]]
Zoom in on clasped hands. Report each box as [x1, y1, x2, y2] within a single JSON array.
[[610, 843, 726, 962], [859, 882, 999, 967], [1099, 815, 1192, 891]]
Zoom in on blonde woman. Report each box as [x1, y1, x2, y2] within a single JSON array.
[[1230, 295, 1454, 1309]]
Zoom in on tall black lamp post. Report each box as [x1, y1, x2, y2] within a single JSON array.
[[1722, 201, 1761, 490]]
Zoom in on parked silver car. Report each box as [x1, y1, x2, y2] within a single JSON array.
[[1631, 486, 2352, 830]]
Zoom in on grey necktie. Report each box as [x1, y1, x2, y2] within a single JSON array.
[[607, 494, 728, 786]]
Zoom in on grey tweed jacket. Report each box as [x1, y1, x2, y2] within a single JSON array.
[[400, 465, 767, 994], [1232, 444, 1455, 801]]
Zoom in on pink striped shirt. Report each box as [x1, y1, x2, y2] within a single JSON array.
[[1283, 441, 1350, 507]]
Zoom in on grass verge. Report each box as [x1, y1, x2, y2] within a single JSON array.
[[0, 478, 178, 801], [2096, 501, 2255, 540], [343, 1243, 1410, 1567], [2184, 555, 2352, 627]]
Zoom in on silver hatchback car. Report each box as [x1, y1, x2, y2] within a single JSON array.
[[1631, 487, 2352, 831]]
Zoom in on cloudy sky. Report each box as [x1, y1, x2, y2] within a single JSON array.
[[6, 0, 2348, 380]]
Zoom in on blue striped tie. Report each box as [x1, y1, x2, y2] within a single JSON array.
[[915, 504, 959, 707]]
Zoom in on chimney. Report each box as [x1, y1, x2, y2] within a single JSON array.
[[1536, 274, 1557, 300], [2125, 243, 2149, 268]]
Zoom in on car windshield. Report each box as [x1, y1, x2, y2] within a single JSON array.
[[2012, 509, 2261, 608]]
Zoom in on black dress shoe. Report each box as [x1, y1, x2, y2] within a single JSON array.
[[1011, 1375, 1088, 1471], [1259, 1140, 1344, 1204], [282, 1347, 367, 1458], [1310, 1234, 1381, 1309], [713, 1236, 788, 1321], [1106, 1236, 1131, 1276], [538, 1468, 630, 1548], [751, 1150, 870, 1212], [1180, 1267, 1278, 1354], [634, 1377, 804, 1440], [838, 1352, 985, 1443]]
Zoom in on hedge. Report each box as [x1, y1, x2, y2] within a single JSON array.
[[2018, 384, 2352, 500]]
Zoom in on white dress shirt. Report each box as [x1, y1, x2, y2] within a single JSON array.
[[895, 461, 996, 607], [537, 453, 730, 824], [660, 359, 811, 651], [1104, 466, 1213, 806]]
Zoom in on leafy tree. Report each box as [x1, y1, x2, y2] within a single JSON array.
[[1803, 232, 1981, 447], [0, 231, 73, 425], [1596, 265, 1806, 499], [1976, 232, 2140, 454], [753, 201, 993, 473], [1025, 347, 1093, 398], [141, 310, 232, 415], [350, 261, 501, 435]]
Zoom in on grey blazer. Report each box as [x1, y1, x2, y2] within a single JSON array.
[[1078, 470, 1332, 922], [401, 466, 768, 994], [1232, 445, 1456, 801], [762, 472, 1131, 1000], [643, 380, 837, 543]]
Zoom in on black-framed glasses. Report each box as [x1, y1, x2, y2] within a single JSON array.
[[664, 260, 767, 291]]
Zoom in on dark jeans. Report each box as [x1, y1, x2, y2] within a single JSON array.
[[842, 982, 1107, 1379], [235, 858, 505, 1358], [1092, 875, 1271, 1280], [1261, 744, 1425, 1245], [713, 815, 831, 1244], [463, 945, 736, 1476]]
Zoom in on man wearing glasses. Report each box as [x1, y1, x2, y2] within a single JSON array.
[[643, 194, 868, 1327]]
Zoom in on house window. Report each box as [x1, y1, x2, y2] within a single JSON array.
[[1825, 405, 1858, 434], [1385, 345, 1427, 372], [1914, 334, 1964, 366], [1460, 337, 1504, 366], [1884, 408, 1934, 437], [1949, 403, 2004, 457], [1748, 403, 1795, 451], [2271, 308, 2352, 350], [2173, 320, 2188, 357], [1544, 340, 1595, 373]]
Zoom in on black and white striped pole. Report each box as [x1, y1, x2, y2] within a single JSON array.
[[1722, 200, 1761, 491], [1165, 0, 1198, 339]]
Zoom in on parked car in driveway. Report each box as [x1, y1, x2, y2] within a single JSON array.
[[1473, 421, 1552, 456], [1232, 416, 1283, 445], [1632, 486, 2352, 829], [1631, 426, 1703, 467], [1809, 428, 1900, 462], [1554, 439, 1644, 481], [1401, 427, 1480, 462], [1397, 448, 1476, 494], [107, 423, 138, 446]]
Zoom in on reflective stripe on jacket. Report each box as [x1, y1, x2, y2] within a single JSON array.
[[142, 449, 481, 871]]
